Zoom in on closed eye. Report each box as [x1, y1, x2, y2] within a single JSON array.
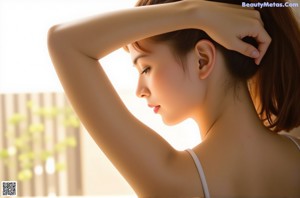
[[141, 67, 151, 75]]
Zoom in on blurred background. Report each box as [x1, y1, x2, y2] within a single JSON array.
[[0, 0, 299, 197], [0, 0, 200, 197]]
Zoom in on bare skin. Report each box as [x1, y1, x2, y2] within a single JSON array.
[[47, 0, 299, 197]]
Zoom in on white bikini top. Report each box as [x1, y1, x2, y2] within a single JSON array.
[[186, 135, 300, 198]]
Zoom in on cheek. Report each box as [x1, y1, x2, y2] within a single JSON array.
[[151, 67, 184, 99], [151, 67, 200, 124]]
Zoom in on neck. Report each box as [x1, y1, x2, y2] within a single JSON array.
[[193, 82, 268, 143]]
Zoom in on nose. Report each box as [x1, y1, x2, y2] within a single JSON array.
[[135, 77, 150, 98]]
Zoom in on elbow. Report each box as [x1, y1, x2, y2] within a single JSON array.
[[47, 24, 71, 69], [47, 24, 63, 51], [47, 24, 73, 53], [47, 24, 73, 64]]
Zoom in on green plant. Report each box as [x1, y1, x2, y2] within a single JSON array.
[[0, 100, 80, 181]]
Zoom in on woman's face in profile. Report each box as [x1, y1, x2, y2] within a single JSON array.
[[129, 39, 205, 125]]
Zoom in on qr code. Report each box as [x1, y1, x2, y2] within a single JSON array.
[[1, 181, 17, 196]]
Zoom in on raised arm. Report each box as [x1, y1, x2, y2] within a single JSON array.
[[47, 2, 194, 195], [47, 0, 270, 195]]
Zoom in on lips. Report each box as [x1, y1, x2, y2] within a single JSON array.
[[148, 104, 161, 114]]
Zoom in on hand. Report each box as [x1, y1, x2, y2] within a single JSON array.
[[187, 0, 271, 65]]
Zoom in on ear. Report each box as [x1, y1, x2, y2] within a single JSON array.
[[195, 40, 216, 79]]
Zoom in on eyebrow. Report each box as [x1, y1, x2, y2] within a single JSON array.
[[133, 54, 148, 65]]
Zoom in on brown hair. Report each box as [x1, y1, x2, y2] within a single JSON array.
[[130, 0, 300, 132]]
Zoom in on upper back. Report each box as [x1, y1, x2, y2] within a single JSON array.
[[181, 134, 300, 197]]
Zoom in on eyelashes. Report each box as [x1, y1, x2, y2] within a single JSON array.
[[141, 66, 151, 75]]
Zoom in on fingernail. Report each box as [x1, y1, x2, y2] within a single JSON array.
[[252, 50, 260, 58], [255, 58, 261, 65]]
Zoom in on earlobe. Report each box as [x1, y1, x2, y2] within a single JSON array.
[[195, 40, 216, 79]]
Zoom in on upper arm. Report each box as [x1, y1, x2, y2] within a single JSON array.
[[47, 26, 180, 194]]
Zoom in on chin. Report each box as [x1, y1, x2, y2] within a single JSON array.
[[161, 115, 185, 126]]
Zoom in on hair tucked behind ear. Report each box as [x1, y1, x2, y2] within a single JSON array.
[[133, 0, 300, 132]]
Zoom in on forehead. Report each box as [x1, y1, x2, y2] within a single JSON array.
[[128, 40, 153, 59], [128, 40, 173, 64]]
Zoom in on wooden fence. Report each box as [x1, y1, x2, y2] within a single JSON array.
[[0, 92, 82, 196]]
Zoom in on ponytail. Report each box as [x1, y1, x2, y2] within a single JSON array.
[[250, 0, 300, 132]]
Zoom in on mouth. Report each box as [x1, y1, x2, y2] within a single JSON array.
[[148, 104, 161, 114]]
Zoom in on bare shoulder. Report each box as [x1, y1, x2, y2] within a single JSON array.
[[292, 135, 300, 144], [162, 150, 205, 197], [286, 127, 300, 142], [290, 135, 300, 150], [281, 132, 300, 151]]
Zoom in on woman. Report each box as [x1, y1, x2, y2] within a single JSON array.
[[47, 0, 300, 197]]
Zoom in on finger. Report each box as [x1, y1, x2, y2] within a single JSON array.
[[253, 10, 264, 27], [254, 30, 272, 65], [234, 38, 260, 60]]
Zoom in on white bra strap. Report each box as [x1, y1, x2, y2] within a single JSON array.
[[186, 149, 210, 198], [284, 135, 300, 151]]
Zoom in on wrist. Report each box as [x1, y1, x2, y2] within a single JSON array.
[[180, 0, 206, 30]]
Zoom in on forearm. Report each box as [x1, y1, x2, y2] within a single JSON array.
[[48, 1, 199, 59], [47, 3, 194, 190]]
